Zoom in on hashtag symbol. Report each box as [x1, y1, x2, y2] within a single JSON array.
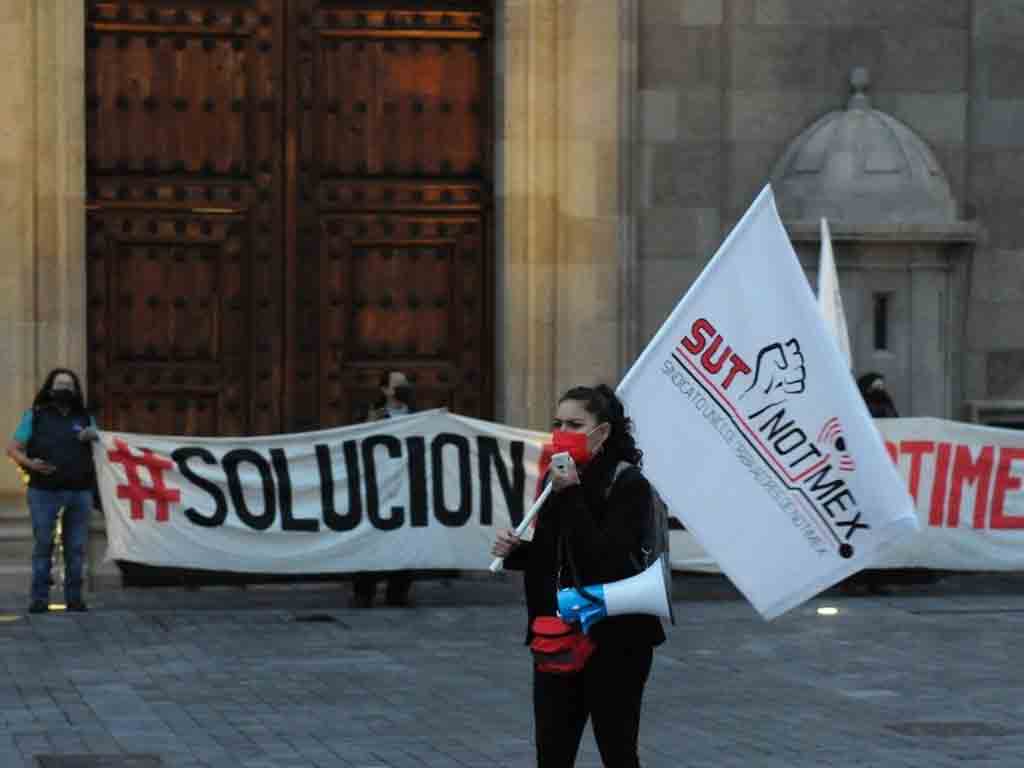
[[108, 438, 181, 522]]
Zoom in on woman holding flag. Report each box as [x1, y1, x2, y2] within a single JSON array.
[[492, 384, 665, 768]]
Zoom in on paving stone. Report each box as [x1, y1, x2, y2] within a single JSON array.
[[2, 577, 1024, 766], [34, 757, 161, 767]]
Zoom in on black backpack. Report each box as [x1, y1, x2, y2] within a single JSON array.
[[607, 462, 675, 624]]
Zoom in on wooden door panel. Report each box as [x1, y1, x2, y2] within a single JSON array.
[[86, 0, 284, 436], [318, 36, 483, 175], [318, 210, 487, 422], [87, 0, 493, 437], [87, 211, 250, 436], [292, 1, 493, 429]]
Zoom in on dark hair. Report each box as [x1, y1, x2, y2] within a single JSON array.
[[559, 384, 642, 467], [857, 372, 885, 395], [374, 371, 415, 411], [856, 371, 898, 418], [33, 368, 88, 415]]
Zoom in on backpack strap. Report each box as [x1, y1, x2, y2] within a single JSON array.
[[604, 461, 635, 499], [602, 462, 656, 573]]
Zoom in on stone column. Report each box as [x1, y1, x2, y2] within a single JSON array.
[[0, 0, 40, 495], [34, 1, 87, 384], [0, 0, 90, 590], [0, 0, 86, 491], [500, 0, 626, 429]]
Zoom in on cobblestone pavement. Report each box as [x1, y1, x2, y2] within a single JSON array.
[[2, 572, 1024, 767]]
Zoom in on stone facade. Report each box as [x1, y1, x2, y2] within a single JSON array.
[[634, 0, 1024, 424], [5, 0, 1024, 588], [0, 0, 628, 589]]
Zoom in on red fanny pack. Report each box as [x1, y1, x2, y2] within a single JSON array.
[[530, 616, 595, 674]]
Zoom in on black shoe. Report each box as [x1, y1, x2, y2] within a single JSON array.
[[350, 593, 374, 609], [28, 600, 48, 614], [66, 600, 89, 613], [385, 588, 411, 607]]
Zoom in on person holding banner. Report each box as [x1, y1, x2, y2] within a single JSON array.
[[352, 371, 418, 608], [492, 384, 665, 768], [6, 369, 99, 614]]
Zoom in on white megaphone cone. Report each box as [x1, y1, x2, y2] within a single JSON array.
[[557, 557, 674, 634]]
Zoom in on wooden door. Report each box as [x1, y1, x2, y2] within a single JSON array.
[[86, 0, 285, 436], [86, 0, 493, 437], [286, 1, 494, 429]]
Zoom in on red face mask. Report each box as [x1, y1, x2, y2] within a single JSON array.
[[550, 430, 593, 467]]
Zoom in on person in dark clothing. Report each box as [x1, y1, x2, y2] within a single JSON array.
[[351, 371, 417, 608], [858, 372, 899, 418], [841, 372, 900, 597], [6, 369, 99, 614], [492, 384, 665, 768]]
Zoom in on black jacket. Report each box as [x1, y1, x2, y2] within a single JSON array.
[[26, 406, 95, 492], [504, 456, 666, 649]]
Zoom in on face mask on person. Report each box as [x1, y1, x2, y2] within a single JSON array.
[[550, 425, 605, 467], [51, 388, 75, 406]]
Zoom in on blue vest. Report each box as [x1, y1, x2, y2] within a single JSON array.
[[26, 407, 95, 491]]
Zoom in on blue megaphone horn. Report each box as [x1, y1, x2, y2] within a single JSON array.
[[557, 556, 673, 634]]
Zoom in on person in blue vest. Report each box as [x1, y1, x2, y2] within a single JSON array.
[[6, 368, 99, 614]]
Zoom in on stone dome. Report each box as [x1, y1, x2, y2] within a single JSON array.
[[771, 68, 958, 225]]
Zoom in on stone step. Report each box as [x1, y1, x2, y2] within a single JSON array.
[[0, 563, 30, 594], [0, 523, 33, 560], [0, 497, 26, 522]]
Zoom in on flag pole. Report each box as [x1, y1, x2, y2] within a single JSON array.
[[489, 483, 554, 573]]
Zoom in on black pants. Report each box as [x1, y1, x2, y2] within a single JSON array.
[[533, 643, 653, 767], [352, 571, 413, 605]]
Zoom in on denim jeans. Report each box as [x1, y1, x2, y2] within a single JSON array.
[[27, 487, 92, 604]]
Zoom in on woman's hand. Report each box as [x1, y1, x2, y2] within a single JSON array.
[[28, 459, 56, 475], [77, 426, 99, 443], [491, 528, 522, 558], [550, 462, 580, 492]]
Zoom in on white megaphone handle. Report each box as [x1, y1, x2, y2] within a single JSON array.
[[489, 482, 554, 573]]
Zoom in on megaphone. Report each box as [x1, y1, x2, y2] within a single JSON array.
[[557, 557, 674, 634]]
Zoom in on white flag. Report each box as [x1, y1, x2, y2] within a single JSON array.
[[617, 186, 919, 619], [817, 217, 853, 370]]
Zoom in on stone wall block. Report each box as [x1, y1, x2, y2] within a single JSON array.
[[986, 43, 1024, 100], [756, 0, 966, 28], [963, 351, 988, 402], [639, 252, 703, 342], [642, 142, 720, 209], [871, 92, 967, 146], [971, 98, 1024, 149], [640, 26, 721, 89], [877, 27, 968, 93], [967, 300, 1024, 349], [727, 140, 788, 212], [986, 350, 1024, 399], [731, 26, 829, 90], [675, 86, 722, 142], [681, 0, 723, 27], [640, 205, 720, 255], [640, 89, 678, 142], [974, 0, 1024, 45], [727, 89, 834, 142]]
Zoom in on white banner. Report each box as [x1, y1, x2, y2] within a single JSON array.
[[94, 410, 544, 573], [618, 186, 919, 619], [670, 418, 1024, 573]]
